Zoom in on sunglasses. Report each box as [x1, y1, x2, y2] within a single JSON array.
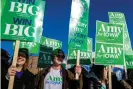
[[57, 55, 65, 59]]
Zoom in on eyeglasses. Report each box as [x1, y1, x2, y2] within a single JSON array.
[[57, 55, 65, 59]]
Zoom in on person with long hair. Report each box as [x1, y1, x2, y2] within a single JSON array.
[[6, 48, 36, 89], [86, 65, 108, 89]]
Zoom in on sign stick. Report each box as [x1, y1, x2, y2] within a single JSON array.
[[8, 40, 20, 89], [108, 65, 112, 89], [124, 58, 128, 79], [75, 50, 80, 80]]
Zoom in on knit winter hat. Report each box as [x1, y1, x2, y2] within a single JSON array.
[[19, 48, 29, 59], [51, 48, 65, 59]]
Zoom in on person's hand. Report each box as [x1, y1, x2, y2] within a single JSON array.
[[8, 66, 17, 76], [75, 65, 82, 76]]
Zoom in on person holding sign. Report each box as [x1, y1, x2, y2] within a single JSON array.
[[86, 65, 108, 89], [68, 65, 90, 89], [35, 48, 81, 89], [6, 48, 36, 89]]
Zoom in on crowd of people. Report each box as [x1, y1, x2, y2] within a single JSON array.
[[1, 48, 133, 89]]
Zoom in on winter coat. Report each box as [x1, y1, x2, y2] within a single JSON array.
[[112, 73, 132, 89], [68, 66, 89, 89], [7, 69, 36, 89], [35, 66, 76, 89], [1, 57, 9, 89], [120, 80, 132, 89], [85, 72, 107, 89]]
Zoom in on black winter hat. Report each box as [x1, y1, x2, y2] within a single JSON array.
[[91, 64, 106, 74], [19, 48, 29, 59], [51, 48, 65, 59]]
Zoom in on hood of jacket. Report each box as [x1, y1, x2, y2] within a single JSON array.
[[86, 72, 100, 81]]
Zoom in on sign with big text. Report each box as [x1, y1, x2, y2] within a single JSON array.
[[1, 0, 45, 42], [68, 38, 92, 64], [96, 21, 123, 44], [40, 37, 62, 50], [95, 43, 124, 65], [95, 20, 124, 65], [38, 37, 62, 68], [108, 12, 132, 55], [108, 12, 126, 25]]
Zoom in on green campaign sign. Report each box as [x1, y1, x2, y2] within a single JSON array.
[[95, 43, 124, 65], [13, 41, 40, 54], [1, 0, 45, 42], [1, 0, 6, 15], [68, 38, 92, 64], [108, 12, 125, 24], [124, 31, 131, 43], [123, 31, 132, 54], [68, 49, 92, 64], [41, 36, 62, 50], [108, 12, 132, 54], [124, 43, 133, 55], [87, 37, 92, 51], [68, 18, 88, 49], [38, 45, 53, 68], [68, 0, 89, 50], [108, 12, 127, 33], [96, 21, 123, 44], [125, 55, 133, 68], [38, 37, 62, 68]]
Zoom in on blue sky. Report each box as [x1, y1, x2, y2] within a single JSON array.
[[1, 0, 133, 56]]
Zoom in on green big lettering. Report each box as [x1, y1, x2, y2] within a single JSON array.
[[4, 24, 35, 37], [9, 2, 39, 15]]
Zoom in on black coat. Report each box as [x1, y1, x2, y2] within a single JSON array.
[[10, 69, 36, 89], [84, 77, 102, 89], [112, 73, 132, 89], [1, 57, 9, 89], [84, 72, 108, 89], [68, 66, 90, 89]]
